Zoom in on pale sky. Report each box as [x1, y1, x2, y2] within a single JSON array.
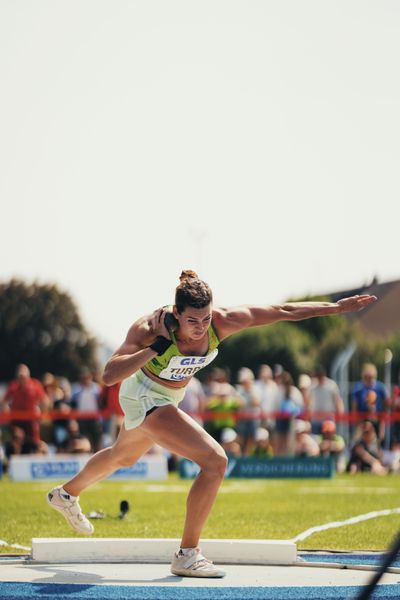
[[1, 1, 399, 350]]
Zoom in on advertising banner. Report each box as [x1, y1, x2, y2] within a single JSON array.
[[8, 454, 168, 481], [179, 456, 334, 479]]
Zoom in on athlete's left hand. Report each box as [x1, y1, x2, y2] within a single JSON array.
[[337, 294, 377, 313]]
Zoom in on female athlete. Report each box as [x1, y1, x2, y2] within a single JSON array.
[[47, 270, 376, 577]]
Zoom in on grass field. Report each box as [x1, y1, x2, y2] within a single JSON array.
[[1, 473, 400, 554]]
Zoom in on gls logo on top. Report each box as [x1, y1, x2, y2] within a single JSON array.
[[159, 349, 218, 381]]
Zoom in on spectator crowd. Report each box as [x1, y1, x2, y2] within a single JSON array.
[[0, 360, 398, 476]]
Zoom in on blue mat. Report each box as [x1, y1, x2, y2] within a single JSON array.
[[0, 582, 399, 600], [300, 552, 400, 568]]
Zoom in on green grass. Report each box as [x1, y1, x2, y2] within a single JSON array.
[[1, 473, 400, 554]]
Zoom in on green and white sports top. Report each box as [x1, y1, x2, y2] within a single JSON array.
[[144, 324, 220, 382]]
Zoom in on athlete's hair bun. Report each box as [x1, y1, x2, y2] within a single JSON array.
[[179, 270, 198, 282], [175, 270, 212, 312]]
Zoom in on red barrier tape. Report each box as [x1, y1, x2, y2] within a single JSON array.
[[0, 409, 397, 424]]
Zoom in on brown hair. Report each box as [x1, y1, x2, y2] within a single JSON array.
[[175, 270, 213, 313]]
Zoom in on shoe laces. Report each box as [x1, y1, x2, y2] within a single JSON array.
[[181, 547, 213, 570], [66, 498, 87, 522], [192, 557, 214, 570]]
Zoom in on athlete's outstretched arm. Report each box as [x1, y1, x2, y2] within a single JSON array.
[[213, 294, 377, 340]]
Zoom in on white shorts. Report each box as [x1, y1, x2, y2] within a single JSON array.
[[119, 369, 186, 430]]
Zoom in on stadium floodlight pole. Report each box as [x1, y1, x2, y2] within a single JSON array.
[[356, 529, 400, 600]]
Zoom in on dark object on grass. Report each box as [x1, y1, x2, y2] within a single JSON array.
[[86, 500, 129, 521], [118, 500, 129, 520]]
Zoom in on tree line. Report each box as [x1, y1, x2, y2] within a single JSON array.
[[0, 281, 398, 384]]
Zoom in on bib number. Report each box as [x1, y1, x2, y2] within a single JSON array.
[[159, 349, 218, 381]]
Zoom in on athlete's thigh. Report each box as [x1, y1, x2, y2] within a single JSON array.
[[138, 405, 225, 464], [111, 422, 155, 460]]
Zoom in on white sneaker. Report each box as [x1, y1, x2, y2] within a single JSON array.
[[171, 547, 226, 578], [46, 486, 94, 535]]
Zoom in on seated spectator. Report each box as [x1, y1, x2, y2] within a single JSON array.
[[4, 425, 48, 462], [205, 382, 242, 443], [316, 420, 346, 472], [347, 420, 387, 475], [294, 420, 320, 457], [274, 372, 302, 456], [57, 420, 92, 454], [236, 367, 261, 456], [250, 427, 274, 458], [351, 363, 389, 443], [220, 427, 242, 457]]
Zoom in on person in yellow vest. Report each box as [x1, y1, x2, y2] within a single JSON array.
[[46, 270, 376, 578]]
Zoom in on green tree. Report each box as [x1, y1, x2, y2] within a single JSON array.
[[318, 321, 400, 384], [205, 321, 316, 383], [0, 279, 98, 381]]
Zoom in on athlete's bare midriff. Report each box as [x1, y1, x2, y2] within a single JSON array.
[[141, 367, 191, 389]]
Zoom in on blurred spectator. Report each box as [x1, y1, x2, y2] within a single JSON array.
[[42, 373, 65, 406], [205, 382, 242, 442], [294, 420, 320, 457], [316, 419, 346, 472], [41, 372, 67, 444], [298, 374, 312, 411], [58, 377, 72, 402], [391, 373, 400, 448], [220, 427, 242, 457], [309, 365, 344, 434], [99, 381, 123, 445], [347, 420, 387, 475], [4, 425, 48, 463], [250, 427, 274, 458], [57, 420, 92, 454], [273, 364, 284, 384], [49, 375, 73, 449], [1, 364, 49, 445], [52, 398, 73, 450], [254, 364, 279, 431], [179, 376, 207, 425], [275, 366, 303, 408], [351, 363, 390, 443], [274, 371, 302, 456], [203, 367, 235, 397], [71, 368, 102, 452], [236, 367, 261, 456], [0, 430, 5, 471]]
